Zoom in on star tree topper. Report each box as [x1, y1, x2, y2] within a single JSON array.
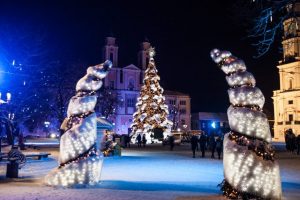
[[148, 47, 156, 59]]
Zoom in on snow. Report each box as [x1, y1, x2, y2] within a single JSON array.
[[0, 143, 300, 200]]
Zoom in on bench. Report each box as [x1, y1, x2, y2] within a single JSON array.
[[24, 152, 51, 160], [0, 152, 51, 161]]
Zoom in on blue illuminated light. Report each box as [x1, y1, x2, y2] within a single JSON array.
[[211, 122, 216, 129]]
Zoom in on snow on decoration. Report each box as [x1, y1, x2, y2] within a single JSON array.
[[226, 71, 256, 87], [210, 49, 282, 200], [131, 47, 172, 143], [228, 86, 265, 109], [45, 60, 112, 187]]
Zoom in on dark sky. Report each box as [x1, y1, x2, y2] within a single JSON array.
[[0, 0, 281, 116]]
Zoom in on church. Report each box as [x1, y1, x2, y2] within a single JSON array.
[[101, 37, 191, 135], [273, 2, 300, 141]]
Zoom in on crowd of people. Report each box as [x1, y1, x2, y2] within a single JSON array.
[[190, 132, 223, 159], [284, 129, 300, 155]]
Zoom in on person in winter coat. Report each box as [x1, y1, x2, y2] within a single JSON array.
[[296, 134, 300, 155], [199, 132, 207, 158], [209, 135, 216, 159], [169, 135, 175, 151], [215, 136, 223, 159], [136, 134, 142, 147], [191, 133, 198, 158]]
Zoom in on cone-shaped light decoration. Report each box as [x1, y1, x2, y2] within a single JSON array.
[[45, 61, 112, 187], [210, 49, 282, 200]]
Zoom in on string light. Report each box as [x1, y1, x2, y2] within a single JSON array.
[[131, 47, 173, 142]]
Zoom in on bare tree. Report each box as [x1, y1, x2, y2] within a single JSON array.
[[96, 87, 122, 119], [233, 0, 296, 58], [170, 104, 181, 130]]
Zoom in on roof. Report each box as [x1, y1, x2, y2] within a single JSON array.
[[164, 90, 190, 96], [123, 64, 141, 71], [97, 117, 114, 129]]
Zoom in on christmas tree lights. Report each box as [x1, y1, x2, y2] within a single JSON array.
[[210, 49, 282, 199], [131, 47, 172, 142], [45, 61, 112, 187]]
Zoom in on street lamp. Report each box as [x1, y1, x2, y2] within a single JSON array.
[[0, 92, 11, 104]]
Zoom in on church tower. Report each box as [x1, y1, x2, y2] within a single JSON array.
[[103, 36, 118, 67], [138, 39, 151, 70], [273, 2, 300, 141]]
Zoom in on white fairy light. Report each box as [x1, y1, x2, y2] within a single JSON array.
[[210, 49, 282, 200]]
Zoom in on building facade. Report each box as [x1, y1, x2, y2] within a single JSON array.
[[101, 37, 191, 135], [273, 3, 300, 141], [191, 112, 229, 136]]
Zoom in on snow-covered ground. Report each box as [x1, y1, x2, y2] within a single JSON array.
[[0, 143, 299, 200]]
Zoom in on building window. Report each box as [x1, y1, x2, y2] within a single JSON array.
[[110, 81, 114, 89], [181, 119, 186, 125], [146, 57, 149, 67], [128, 79, 134, 90], [289, 114, 294, 122], [288, 100, 293, 104], [180, 100, 186, 105], [109, 50, 114, 63], [110, 52, 114, 64], [120, 70, 123, 83], [289, 79, 293, 89], [140, 72, 143, 84], [180, 109, 186, 114], [169, 100, 176, 105], [202, 123, 205, 128], [127, 98, 135, 107]]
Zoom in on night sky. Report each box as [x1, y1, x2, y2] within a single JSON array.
[[0, 0, 281, 116]]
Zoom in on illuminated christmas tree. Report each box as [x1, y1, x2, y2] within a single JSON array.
[[45, 61, 112, 187], [210, 49, 282, 199], [131, 47, 172, 142]]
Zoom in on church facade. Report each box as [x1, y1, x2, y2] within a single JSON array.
[[102, 37, 191, 135], [273, 3, 300, 141]]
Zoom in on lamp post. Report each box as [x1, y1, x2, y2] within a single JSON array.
[[0, 92, 12, 153]]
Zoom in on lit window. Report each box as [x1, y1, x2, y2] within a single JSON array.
[[180, 100, 186, 105], [289, 114, 294, 122], [127, 98, 135, 107], [169, 100, 176, 105]]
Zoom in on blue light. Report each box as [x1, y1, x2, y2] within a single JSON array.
[[211, 122, 216, 129]]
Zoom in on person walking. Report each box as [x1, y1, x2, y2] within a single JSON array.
[[127, 135, 131, 148], [199, 132, 207, 158], [216, 136, 223, 159], [296, 134, 300, 155], [136, 134, 142, 147], [290, 131, 296, 153], [209, 135, 216, 159], [142, 134, 147, 147], [191, 133, 198, 158], [169, 135, 175, 151]]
